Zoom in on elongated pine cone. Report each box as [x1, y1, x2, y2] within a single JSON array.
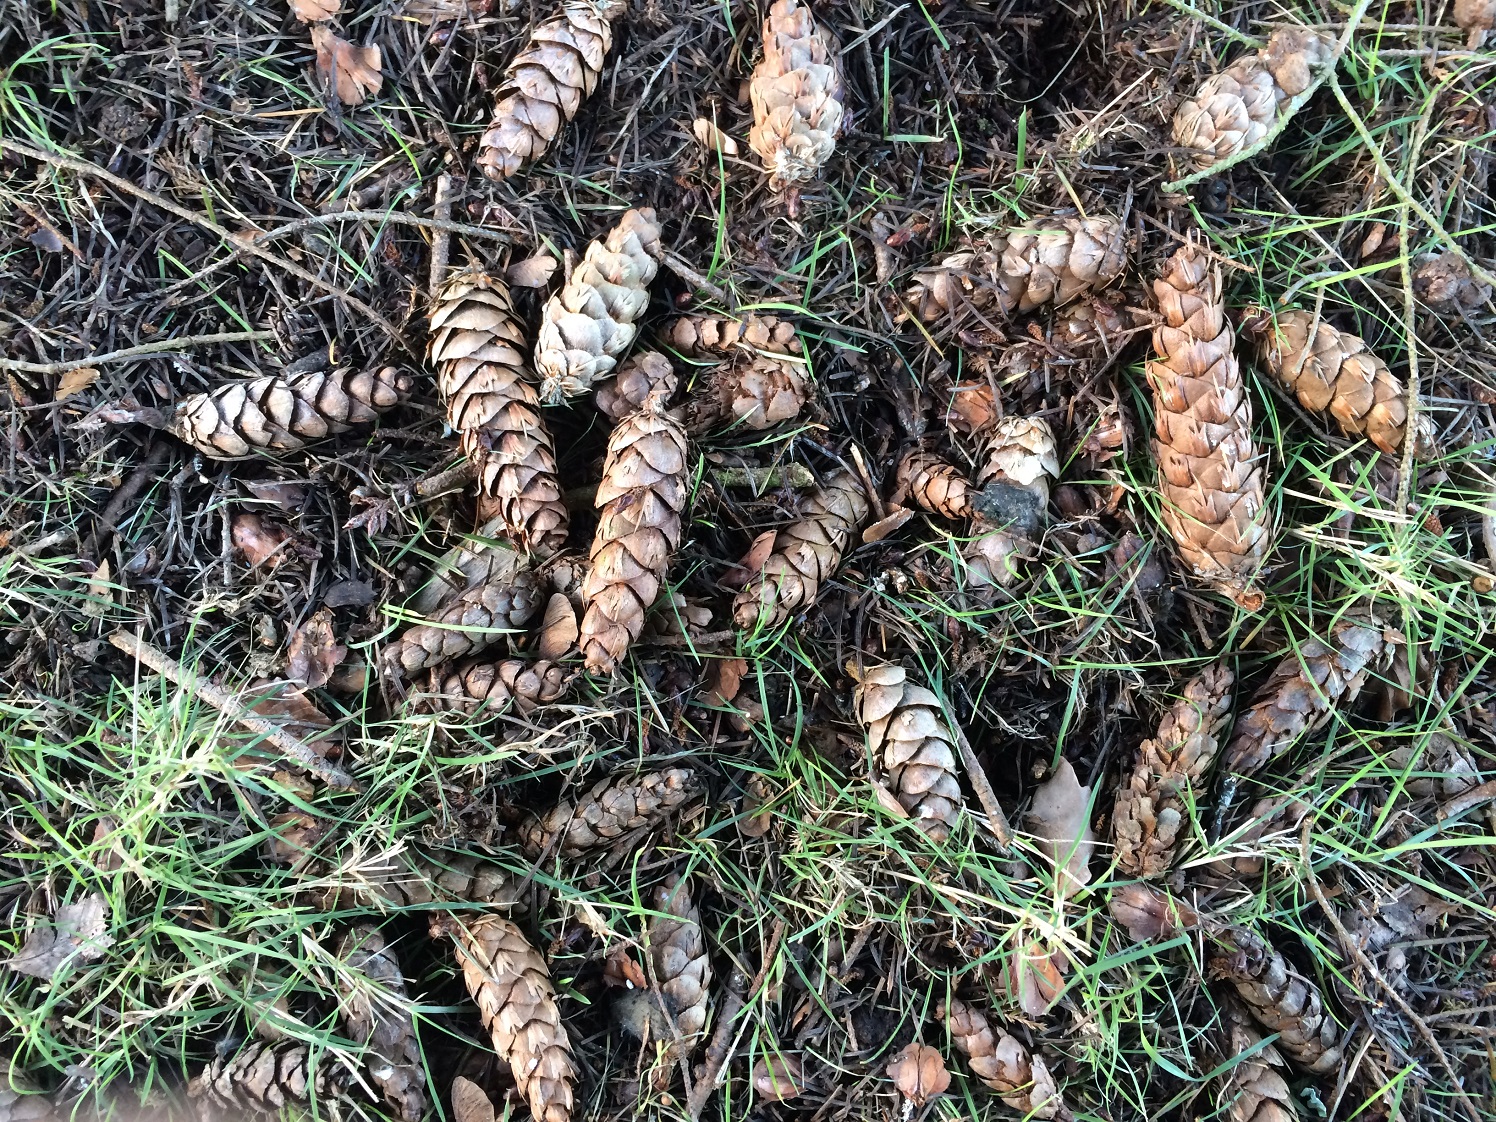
[[748, 0, 844, 191], [169, 366, 410, 459], [477, 0, 624, 180], [854, 664, 964, 842], [422, 659, 568, 717], [897, 449, 974, 520], [664, 314, 801, 359], [319, 849, 525, 912], [0, 1059, 53, 1122], [1112, 665, 1234, 878], [439, 916, 576, 1122], [338, 927, 425, 1122], [1222, 619, 1390, 780], [579, 376, 688, 674], [732, 468, 869, 629], [905, 216, 1127, 324], [384, 568, 546, 676], [595, 351, 676, 422], [649, 874, 712, 1041], [189, 1041, 346, 1113], [965, 415, 1058, 588], [519, 768, 699, 857], [534, 208, 663, 403], [1216, 1000, 1298, 1122], [1244, 308, 1432, 457], [941, 999, 1062, 1119], [1172, 28, 1334, 170], [1148, 246, 1271, 607], [1209, 926, 1343, 1074]]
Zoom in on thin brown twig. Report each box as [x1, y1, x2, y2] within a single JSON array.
[[0, 331, 276, 376], [949, 718, 1013, 850], [686, 917, 785, 1120], [428, 175, 456, 300], [662, 249, 731, 305]]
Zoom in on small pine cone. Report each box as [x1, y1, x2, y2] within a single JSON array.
[[169, 366, 411, 459], [439, 916, 576, 1122], [1148, 245, 1272, 607], [337, 927, 425, 1122], [648, 874, 712, 1042], [422, 659, 568, 717], [1216, 999, 1300, 1122], [317, 849, 526, 912], [853, 664, 964, 842], [732, 468, 869, 629], [1112, 665, 1234, 879], [747, 0, 844, 191], [188, 1041, 347, 1113], [476, 0, 624, 180], [0, 1059, 54, 1122], [579, 377, 689, 675], [1411, 250, 1492, 314], [686, 354, 811, 432], [1455, 0, 1495, 45], [383, 568, 546, 676], [534, 209, 663, 403], [940, 999, 1063, 1119], [1209, 926, 1343, 1075], [595, 350, 676, 422], [1222, 619, 1390, 780], [897, 449, 974, 520], [905, 216, 1127, 324], [663, 313, 801, 358], [964, 415, 1058, 588], [1172, 28, 1334, 170], [519, 768, 699, 857]]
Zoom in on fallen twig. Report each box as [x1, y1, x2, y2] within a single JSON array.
[[662, 249, 730, 305], [950, 718, 1014, 851], [428, 175, 456, 299], [686, 917, 785, 1120], [0, 331, 276, 377]]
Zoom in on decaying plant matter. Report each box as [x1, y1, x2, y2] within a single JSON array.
[[534, 208, 663, 404], [853, 664, 964, 842], [1147, 245, 1271, 607], [437, 915, 576, 1122], [337, 927, 425, 1122], [732, 468, 869, 629], [1172, 28, 1335, 170], [167, 366, 411, 458], [964, 416, 1059, 588], [1209, 926, 1344, 1075], [1112, 665, 1234, 878], [1455, 0, 1495, 45], [383, 567, 546, 676], [579, 374, 689, 674], [0, 1058, 53, 1122], [897, 449, 974, 520], [188, 1041, 346, 1113], [1215, 1000, 1300, 1122], [317, 849, 525, 912], [518, 769, 699, 857], [905, 216, 1127, 324], [477, 0, 626, 179], [747, 0, 844, 192], [941, 998, 1063, 1119], [647, 874, 712, 1042], [421, 659, 568, 717]]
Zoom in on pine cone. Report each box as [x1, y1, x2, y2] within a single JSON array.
[[853, 664, 963, 842], [940, 999, 1063, 1119], [1216, 999, 1300, 1122], [519, 768, 699, 857], [317, 849, 526, 912], [383, 568, 546, 677], [747, 0, 844, 191], [188, 1041, 347, 1113], [1209, 926, 1343, 1075], [439, 916, 576, 1122], [964, 415, 1058, 588], [1455, 0, 1495, 45], [1222, 618, 1390, 780], [897, 449, 974, 520], [0, 1059, 54, 1122], [905, 216, 1127, 324], [421, 659, 568, 717], [534, 209, 663, 404], [1411, 250, 1492, 314], [648, 874, 712, 1041], [476, 0, 625, 180], [1172, 28, 1334, 170], [337, 926, 425, 1122], [579, 376, 689, 675], [732, 468, 869, 629], [1147, 245, 1271, 607], [595, 351, 676, 422], [687, 355, 811, 432], [168, 366, 411, 459], [663, 313, 801, 359]]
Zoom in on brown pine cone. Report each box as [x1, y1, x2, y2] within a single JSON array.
[[1216, 999, 1299, 1122], [315, 849, 526, 912], [595, 351, 676, 422], [1172, 28, 1334, 170], [732, 468, 869, 629], [965, 415, 1058, 589], [438, 915, 576, 1122], [686, 355, 811, 432], [897, 449, 974, 520], [1411, 250, 1492, 314], [648, 874, 712, 1042], [337, 926, 425, 1122], [1455, 0, 1495, 45], [188, 1041, 347, 1113], [383, 568, 546, 676], [477, 0, 625, 180], [748, 0, 844, 191], [854, 664, 964, 842], [422, 659, 568, 718], [663, 313, 801, 358], [519, 768, 699, 857], [1112, 665, 1234, 879], [0, 1059, 54, 1122], [1147, 245, 1272, 608], [535, 209, 663, 404], [940, 999, 1063, 1119], [168, 366, 411, 459], [1222, 618, 1390, 781], [580, 375, 689, 674], [1209, 926, 1343, 1075]]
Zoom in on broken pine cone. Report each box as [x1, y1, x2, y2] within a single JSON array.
[[595, 350, 676, 422], [1411, 249, 1492, 315], [897, 448, 974, 520], [886, 1044, 950, 1106], [519, 768, 699, 858], [647, 874, 712, 1043], [383, 567, 546, 676], [1172, 27, 1335, 170], [168, 366, 411, 459], [854, 664, 964, 842], [477, 0, 626, 180], [1215, 998, 1300, 1122], [941, 998, 1063, 1119], [188, 1040, 347, 1114], [748, 0, 844, 192], [316, 848, 526, 912], [420, 659, 568, 718], [337, 926, 425, 1122], [965, 415, 1059, 589], [1209, 925, 1344, 1075], [534, 208, 663, 404], [686, 354, 810, 432]]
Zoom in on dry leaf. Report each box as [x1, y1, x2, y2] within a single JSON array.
[[722, 529, 777, 590], [28, 226, 64, 254], [286, 608, 346, 689], [311, 26, 383, 107], [945, 381, 999, 436], [861, 506, 915, 544], [55, 366, 100, 401], [232, 512, 293, 568], [739, 774, 774, 838], [82, 558, 113, 619], [537, 593, 579, 660], [1006, 938, 1067, 1016], [6, 893, 113, 979], [241, 679, 340, 754], [89, 818, 125, 874], [290, 0, 341, 19], [263, 811, 325, 867], [450, 1076, 495, 1122], [699, 657, 747, 706], [1024, 759, 1096, 898], [692, 117, 740, 156], [323, 579, 375, 609], [603, 946, 648, 990], [886, 1043, 949, 1105], [507, 254, 559, 289], [1109, 884, 1199, 943], [752, 1055, 802, 1102]]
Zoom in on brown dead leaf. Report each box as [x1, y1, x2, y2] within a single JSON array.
[[82, 558, 113, 619], [311, 26, 382, 107], [290, 0, 340, 19], [451, 1077, 495, 1122], [507, 253, 559, 289], [6, 893, 113, 979], [603, 946, 648, 989], [1108, 884, 1199, 943], [232, 512, 293, 568], [264, 811, 326, 867], [537, 593, 579, 660], [944, 380, 999, 436], [241, 679, 340, 754], [861, 506, 915, 544], [886, 1044, 949, 1105], [286, 608, 346, 689], [1006, 937, 1067, 1016], [55, 366, 100, 402], [752, 1055, 802, 1102], [739, 773, 774, 838], [698, 657, 747, 706], [89, 818, 125, 874], [691, 117, 740, 156], [1024, 759, 1096, 898], [722, 529, 778, 590]]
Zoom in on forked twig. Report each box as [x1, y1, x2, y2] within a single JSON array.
[[685, 917, 785, 1120]]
